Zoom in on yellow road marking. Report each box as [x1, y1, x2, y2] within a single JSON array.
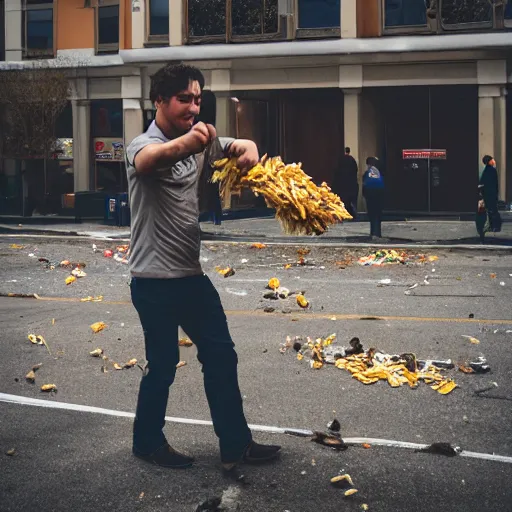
[[2, 294, 511, 325]]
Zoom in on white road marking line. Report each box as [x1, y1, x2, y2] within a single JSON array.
[[1, 392, 511, 464]]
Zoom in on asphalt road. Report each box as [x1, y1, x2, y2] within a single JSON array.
[[1, 237, 512, 512]]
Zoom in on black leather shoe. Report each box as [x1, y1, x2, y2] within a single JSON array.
[[133, 443, 194, 468], [243, 441, 281, 463]]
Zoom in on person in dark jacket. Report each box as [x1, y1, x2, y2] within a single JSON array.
[[476, 155, 501, 243], [362, 156, 385, 238], [333, 147, 359, 218]]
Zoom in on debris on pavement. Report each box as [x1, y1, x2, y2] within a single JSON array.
[[90, 322, 107, 333], [267, 277, 280, 290], [80, 296, 103, 302], [415, 442, 461, 457], [475, 381, 498, 394], [40, 384, 57, 392], [462, 335, 480, 345], [358, 249, 433, 266], [312, 431, 348, 451], [362, 443, 372, 449], [9, 244, 25, 249], [327, 419, 341, 432], [469, 356, 491, 373], [330, 474, 358, 496], [251, 243, 267, 249], [65, 275, 76, 285], [89, 348, 104, 357], [5, 448, 16, 456], [71, 267, 87, 278], [103, 249, 113, 258], [296, 294, 309, 308], [284, 335, 461, 394], [215, 266, 235, 278], [176, 361, 187, 369], [27, 334, 51, 355], [361, 505, 369, 511], [124, 358, 138, 369], [25, 370, 36, 383]]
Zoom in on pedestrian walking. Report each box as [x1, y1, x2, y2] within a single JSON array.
[[333, 147, 359, 218], [362, 156, 385, 238], [126, 63, 281, 470], [476, 154, 501, 243]]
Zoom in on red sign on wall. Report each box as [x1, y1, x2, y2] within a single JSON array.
[[403, 149, 447, 160]]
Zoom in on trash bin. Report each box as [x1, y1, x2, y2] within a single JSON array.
[[116, 192, 130, 227], [104, 195, 118, 225]]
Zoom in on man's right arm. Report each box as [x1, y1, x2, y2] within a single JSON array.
[[132, 139, 189, 175], [128, 122, 217, 175]]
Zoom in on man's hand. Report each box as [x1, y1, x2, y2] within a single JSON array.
[[228, 139, 259, 171], [181, 122, 217, 155]]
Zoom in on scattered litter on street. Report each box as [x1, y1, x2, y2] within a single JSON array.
[[90, 322, 107, 334], [71, 268, 87, 278], [312, 431, 348, 451], [251, 243, 267, 249], [89, 348, 104, 357], [330, 474, 358, 496], [103, 249, 113, 258], [25, 370, 36, 383], [124, 358, 137, 369], [267, 277, 280, 290], [282, 335, 460, 394], [215, 266, 235, 278], [415, 442, 460, 457], [462, 335, 480, 345], [5, 448, 16, 456], [40, 384, 57, 392], [296, 294, 309, 308], [27, 334, 51, 355], [475, 382, 498, 394], [65, 276, 76, 285], [179, 337, 193, 347], [176, 361, 187, 369], [9, 244, 25, 249], [358, 250, 434, 266]]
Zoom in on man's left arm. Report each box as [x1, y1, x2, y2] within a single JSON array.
[[219, 137, 259, 170]]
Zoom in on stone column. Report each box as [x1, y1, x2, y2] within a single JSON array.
[[5, 0, 22, 61], [340, 0, 357, 38], [478, 85, 507, 200], [169, 0, 183, 46], [343, 88, 363, 210], [122, 75, 143, 148], [477, 60, 507, 200], [72, 99, 91, 192]]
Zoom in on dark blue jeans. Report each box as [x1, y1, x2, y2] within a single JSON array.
[[130, 274, 252, 462]]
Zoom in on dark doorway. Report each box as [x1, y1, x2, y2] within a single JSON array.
[[376, 85, 478, 213]]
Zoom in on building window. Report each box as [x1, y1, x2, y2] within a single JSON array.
[[506, 2, 512, 27], [440, 0, 492, 29], [383, 0, 427, 28], [147, 0, 169, 41], [297, 0, 340, 29], [23, 1, 54, 58], [96, 0, 120, 53], [187, 0, 281, 43]]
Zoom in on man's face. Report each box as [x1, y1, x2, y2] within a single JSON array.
[[156, 80, 202, 135]]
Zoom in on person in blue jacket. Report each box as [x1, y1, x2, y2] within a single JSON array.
[[362, 156, 385, 238]]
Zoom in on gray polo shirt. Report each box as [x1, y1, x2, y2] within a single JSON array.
[[125, 121, 231, 279]]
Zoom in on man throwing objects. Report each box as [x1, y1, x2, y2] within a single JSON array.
[[126, 63, 281, 470]]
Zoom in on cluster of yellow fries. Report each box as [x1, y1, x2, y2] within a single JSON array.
[[212, 156, 352, 235]]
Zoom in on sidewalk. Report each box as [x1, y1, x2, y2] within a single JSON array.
[[1, 215, 512, 248]]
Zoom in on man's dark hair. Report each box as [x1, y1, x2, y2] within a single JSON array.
[[482, 155, 493, 166], [366, 156, 379, 167], [345, 147, 350, 154], [150, 63, 205, 103]]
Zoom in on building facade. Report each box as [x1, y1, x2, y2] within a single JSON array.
[[1, 0, 511, 216]]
